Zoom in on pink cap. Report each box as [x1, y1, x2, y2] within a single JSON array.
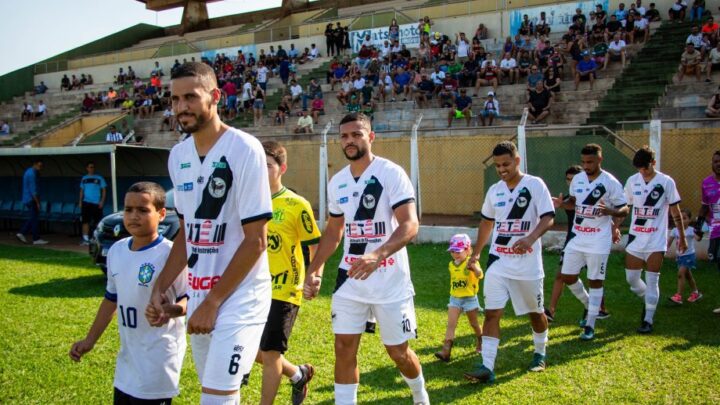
[[447, 234, 471, 252]]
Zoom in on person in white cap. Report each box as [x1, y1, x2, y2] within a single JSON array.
[[480, 91, 500, 126]]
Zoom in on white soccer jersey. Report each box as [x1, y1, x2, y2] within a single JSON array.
[[625, 171, 681, 253], [481, 174, 555, 280], [670, 226, 696, 257], [566, 170, 626, 254], [168, 128, 272, 326], [327, 157, 416, 304], [106, 236, 187, 399]]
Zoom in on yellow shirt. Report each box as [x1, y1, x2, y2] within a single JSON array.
[[448, 257, 480, 298], [268, 187, 321, 305]]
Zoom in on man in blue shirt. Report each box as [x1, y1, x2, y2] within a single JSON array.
[[79, 161, 107, 245], [575, 52, 598, 90], [447, 88, 473, 127], [392, 68, 412, 102], [17, 159, 47, 245]]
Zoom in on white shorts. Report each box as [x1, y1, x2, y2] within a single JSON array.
[[561, 249, 609, 280], [331, 294, 417, 345], [483, 268, 544, 316], [626, 249, 662, 263], [190, 322, 265, 391]]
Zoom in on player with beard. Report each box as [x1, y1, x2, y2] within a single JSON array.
[[303, 113, 429, 405], [148, 62, 273, 405], [697, 151, 720, 313]]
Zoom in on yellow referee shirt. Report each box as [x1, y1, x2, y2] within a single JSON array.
[[268, 187, 321, 306], [448, 257, 480, 298]]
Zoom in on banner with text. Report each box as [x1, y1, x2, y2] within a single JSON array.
[[509, 0, 609, 36], [349, 23, 421, 53], [201, 44, 257, 62]]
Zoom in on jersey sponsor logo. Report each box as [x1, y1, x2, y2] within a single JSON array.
[[180, 162, 191, 169], [495, 220, 532, 235], [574, 224, 601, 233], [337, 197, 349, 204], [575, 205, 602, 218], [188, 272, 221, 290], [495, 187, 532, 246], [212, 161, 227, 169], [633, 206, 661, 219], [267, 231, 282, 253], [301, 210, 314, 233], [176, 182, 194, 192], [452, 279, 468, 290], [344, 254, 395, 267], [137, 262, 155, 286], [186, 220, 227, 254], [494, 202, 506, 207], [339, 183, 348, 189], [345, 220, 387, 241], [272, 208, 285, 223], [495, 245, 534, 255], [350, 176, 384, 256], [632, 225, 658, 233]]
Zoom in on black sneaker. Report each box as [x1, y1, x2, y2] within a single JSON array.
[[637, 321, 653, 334], [544, 307, 555, 323], [291, 364, 315, 405], [365, 321, 376, 334], [597, 310, 611, 320]]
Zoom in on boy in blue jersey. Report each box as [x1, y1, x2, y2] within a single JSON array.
[[79, 161, 107, 245]]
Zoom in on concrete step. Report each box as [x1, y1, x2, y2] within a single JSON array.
[[652, 106, 705, 119]]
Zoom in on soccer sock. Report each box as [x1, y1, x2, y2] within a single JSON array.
[[289, 367, 303, 383], [402, 370, 429, 404], [532, 329, 548, 356], [334, 383, 359, 405], [481, 336, 500, 371], [200, 392, 239, 405], [644, 272, 660, 324], [567, 280, 589, 308], [626, 269, 646, 297], [586, 287, 603, 329]]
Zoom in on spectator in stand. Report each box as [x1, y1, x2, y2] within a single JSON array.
[[336, 76, 352, 106], [309, 44, 320, 61], [104, 87, 117, 109], [575, 53, 598, 90], [459, 57, 479, 87], [447, 88, 473, 128], [456, 32, 471, 63], [81, 93, 95, 113], [140, 95, 154, 119], [625, 13, 637, 42], [528, 80, 553, 124], [126, 66, 136, 81], [160, 105, 175, 131], [389, 18, 400, 43], [346, 94, 361, 113], [222, 79, 238, 120], [356, 45, 372, 69], [669, 0, 688, 22], [392, 67, 412, 102], [151, 61, 164, 77], [517, 50, 534, 78], [0, 120, 10, 135], [536, 39, 554, 69], [289, 79, 303, 110], [519, 14, 534, 36], [475, 57, 500, 94], [325, 23, 335, 57], [278, 57, 291, 85], [592, 39, 609, 68], [310, 95, 324, 124], [705, 87, 720, 116], [415, 73, 434, 108], [21, 102, 33, 122], [116, 68, 126, 85], [334, 22, 345, 57], [645, 2, 661, 22], [634, 0, 647, 16], [502, 37, 516, 59], [150, 73, 162, 91], [105, 125, 123, 144], [71, 75, 82, 90], [61, 74, 70, 91], [705, 42, 720, 82], [544, 68, 561, 94], [294, 110, 313, 134], [480, 91, 500, 126], [633, 12, 650, 43], [690, 0, 705, 22], [256, 61, 270, 91], [605, 15, 624, 42], [35, 101, 47, 119], [421, 16, 433, 42], [590, 13, 607, 45], [474, 24, 489, 41], [595, 4, 608, 24], [527, 65, 544, 90], [499, 52, 519, 84], [34, 81, 48, 95], [605, 33, 627, 69], [330, 62, 347, 91], [677, 42, 702, 82], [275, 99, 290, 126], [573, 8, 588, 34], [360, 79, 376, 111], [687, 25, 707, 58], [537, 11, 551, 37], [702, 16, 719, 45], [615, 2, 629, 25], [301, 78, 322, 111], [378, 71, 393, 103], [253, 83, 265, 126], [16, 159, 47, 245]]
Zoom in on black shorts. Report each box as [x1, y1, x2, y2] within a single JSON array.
[[81, 202, 103, 225], [114, 387, 171, 405], [259, 299, 299, 353], [708, 238, 720, 263], [579, 72, 595, 81]]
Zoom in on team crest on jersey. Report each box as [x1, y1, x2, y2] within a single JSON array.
[[138, 263, 155, 286], [592, 189, 602, 198], [113, 224, 122, 237], [362, 194, 376, 209], [267, 231, 282, 253], [208, 176, 227, 198], [651, 190, 660, 199], [517, 196, 528, 208], [301, 210, 314, 233]]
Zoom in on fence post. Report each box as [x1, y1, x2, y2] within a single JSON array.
[[649, 119, 662, 170], [318, 121, 332, 231], [517, 107, 529, 173], [411, 114, 423, 219]]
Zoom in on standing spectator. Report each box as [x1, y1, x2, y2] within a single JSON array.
[[294, 110, 313, 134], [279, 57, 291, 85], [389, 18, 400, 43], [256, 61, 269, 91], [253, 84, 266, 127], [105, 125, 123, 143], [302, 78, 322, 111], [669, 0, 688, 22], [456, 32, 470, 63], [334, 22, 345, 56], [61, 74, 70, 91], [575, 53, 598, 90], [480, 91, 500, 126], [78, 162, 107, 245], [528, 81, 553, 124], [325, 23, 335, 56], [222, 80, 238, 120], [706, 42, 720, 82], [690, 0, 705, 22], [605, 34, 627, 69], [447, 88, 472, 128], [677, 43, 702, 82], [0, 120, 10, 135], [16, 159, 48, 245], [474, 24, 489, 40]]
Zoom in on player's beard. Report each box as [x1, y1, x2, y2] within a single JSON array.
[[343, 144, 367, 161], [177, 102, 213, 133]]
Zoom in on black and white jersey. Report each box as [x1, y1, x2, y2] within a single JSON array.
[[168, 128, 272, 326], [327, 157, 416, 304], [106, 236, 186, 399], [566, 170, 626, 254], [481, 174, 555, 280], [625, 171, 681, 253]]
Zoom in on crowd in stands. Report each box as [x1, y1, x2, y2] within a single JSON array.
[[61, 73, 94, 91], [19, 100, 47, 122]]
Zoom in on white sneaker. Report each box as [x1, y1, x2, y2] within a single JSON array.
[[32, 239, 49, 245], [16, 233, 27, 243]]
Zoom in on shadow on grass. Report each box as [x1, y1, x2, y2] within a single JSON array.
[[8, 274, 106, 298]]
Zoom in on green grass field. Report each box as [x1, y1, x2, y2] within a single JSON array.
[[1, 243, 719, 404]]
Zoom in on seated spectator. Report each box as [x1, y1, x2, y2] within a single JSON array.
[[150, 74, 162, 91], [517, 50, 534, 77], [705, 87, 720, 117], [502, 36, 516, 59], [61, 74, 70, 91], [35, 101, 47, 119], [447, 88, 472, 128], [615, 3, 628, 24], [392, 68, 412, 102], [595, 4, 608, 24], [120, 98, 134, 113], [116, 68, 126, 85], [625, 13, 637, 42], [86, 74, 94, 85], [288, 44, 299, 61], [645, 2, 661, 21], [690, 0, 706, 22], [34, 81, 48, 95], [475, 58, 500, 94], [572, 8, 588, 34], [336, 76, 352, 106], [160, 106, 175, 131], [414, 73, 434, 108], [499, 52, 519, 84], [81, 93, 95, 113], [430, 66, 446, 94], [575, 53, 598, 90], [0, 120, 9, 135], [346, 95, 362, 114], [527, 65, 544, 90], [605, 34, 627, 69], [592, 40, 609, 67], [127, 66, 136, 81], [105, 125, 123, 143], [669, 0, 687, 22], [633, 13, 650, 43], [545, 68, 561, 94], [459, 57, 479, 87], [289, 79, 303, 109], [706, 41, 720, 82], [330, 63, 347, 91], [20, 102, 33, 122], [133, 78, 143, 91], [294, 110, 313, 134], [275, 100, 290, 126], [536, 11, 551, 36], [548, 49, 565, 75], [528, 81, 553, 124], [480, 91, 500, 126], [152, 61, 164, 77], [590, 17, 606, 45], [301, 78, 322, 111], [104, 87, 117, 109], [677, 43, 702, 82], [378, 71, 393, 103], [536, 39, 554, 68], [519, 14, 534, 36], [310, 95, 324, 124], [360, 79, 376, 110], [138, 95, 154, 119], [71, 75, 82, 90], [605, 15, 624, 42]]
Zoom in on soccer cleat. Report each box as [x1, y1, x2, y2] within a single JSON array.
[[15, 233, 27, 243], [579, 308, 588, 328], [291, 364, 314, 405], [544, 307, 555, 323], [528, 353, 546, 372], [637, 321, 653, 334], [464, 364, 496, 383], [597, 310, 611, 320], [668, 293, 683, 304], [33, 239, 49, 245], [687, 292, 703, 303], [713, 307, 720, 314], [364, 321, 376, 334], [580, 326, 595, 341]]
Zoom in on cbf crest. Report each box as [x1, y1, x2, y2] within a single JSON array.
[[138, 262, 156, 286]]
